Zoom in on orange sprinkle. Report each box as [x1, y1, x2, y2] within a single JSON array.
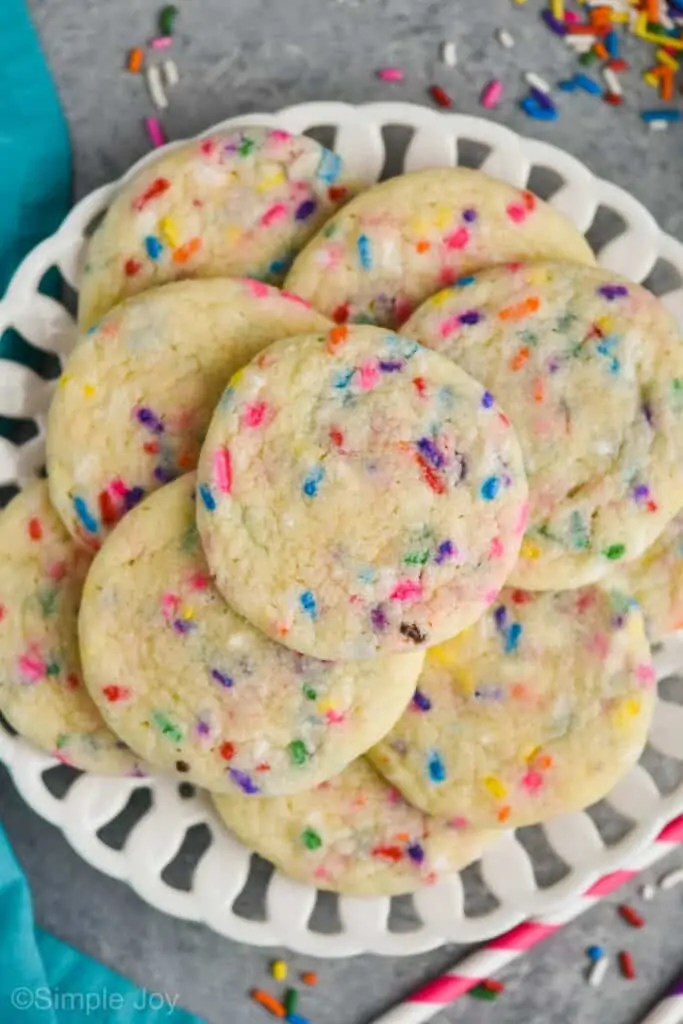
[[535, 753, 554, 770], [593, 42, 608, 59], [646, 0, 660, 18], [415, 239, 431, 253], [172, 237, 201, 263], [127, 47, 144, 73], [497, 805, 511, 823], [532, 376, 545, 403], [327, 324, 349, 351], [510, 346, 530, 372], [511, 683, 529, 700], [660, 67, 674, 101], [177, 451, 195, 470], [498, 296, 540, 322], [250, 990, 286, 1018], [302, 972, 318, 987]]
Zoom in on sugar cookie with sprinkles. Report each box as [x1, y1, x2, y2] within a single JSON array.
[[0, 482, 144, 774], [47, 278, 329, 550], [284, 167, 595, 329], [79, 474, 425, 795], [368, 585, 655, 829], [213, 757, 494, 896], [196, 324, 529, 660], [610, 510, 683, 642], [403, 261, 683, 590], [78, 126, 359, 330]]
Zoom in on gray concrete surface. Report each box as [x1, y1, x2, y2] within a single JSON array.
[[4, 0, 683, 1021]]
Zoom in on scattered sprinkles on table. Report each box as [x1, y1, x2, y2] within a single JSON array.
[[213, 757, 494, 896], [402, 260, 683, 591], [196, 325, 529, 661], [78, 474, 424, 795], [0, 482, 145, 774], [77, 126, 360, 330], [46, 278, 329, 548], [285, 167, 594, 331], [368, 585, 655, 828]]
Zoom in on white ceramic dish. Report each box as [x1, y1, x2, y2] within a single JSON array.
[[2, 101, 683, 957]]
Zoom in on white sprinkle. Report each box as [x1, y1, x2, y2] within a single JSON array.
[[641, 883, 656, 901], [648, 120, 670, 131], [524, 71, 551, 94], [602, 68, 622, 96], [146, 65, 168, 110], [659, 867, 683, 890], [441, 40, 457, 67], [497, 28, 515, 49], [589, 957, 610, 988], [163, 58, 179, 88], [565, 34, 597, 51]]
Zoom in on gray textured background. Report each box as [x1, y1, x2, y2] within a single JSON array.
[[4, 1, 683, 1021]]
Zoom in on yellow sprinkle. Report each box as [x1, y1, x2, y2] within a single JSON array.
[[158, 216, 179, 248], [317, 699, 333, 713], [257, 168, 287, 191], [610, 11, 629, 22], [483, 776, 508, 800], [58, 374, 71, 387], [182, 607, 195, 620], [595, 315, 613, 334], [409, 218, 431, 236], [427, 638, 464, 670], [229, 368, 245, 388], [271, 960, 288, 981], [430, 289, 453, 307], [520, 539, 542, 561], [613, 696, 642, 729], [226, 226, 243, 246], [643, 71, 661, 88], [453, 669, 476, 696], [551, 0, 564, 19], [82, 383, 96, 398], [657, 48, 680, 70], [524, 745, 541, 765], [433, 207, 452, 230]]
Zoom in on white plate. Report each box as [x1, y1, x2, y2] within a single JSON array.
[[2, 101, 683, 958]]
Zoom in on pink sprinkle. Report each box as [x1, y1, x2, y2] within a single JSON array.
[[325, 709, 346, 724], [18, 654, 45, 682], [481, 79, 504, 109], [54, 750, 75, 766], [377, 67, 405, 82], [260, 203, 288, 227], [358, 361, 380, 390], [564, 9, 579, 22], [636, 663, 656, 688], [521, 770, 544, 793], [281, 290, 312, 307], [145, 116, 166, 149], [484, 589, 500, 606], [269, 129, 292, 143], [48, 561, 67, 581], [390, 579, 423, 602], [506, 203, 528, 224], [150, 35, 173, 49], [213, 447, 233, 493], [161, 593, 180, 619], [439, 313, 463, 338], [444, 227, 470, 250], [188, 572, 209, 590], [589, 632, 610, 660], [489, 536, 505, 559], [242, 278, 270, 298], [241, 402, 272, 428], [516, 501, 530, 535], [449, 816, 469, 830], [110, 478, 128, 498]]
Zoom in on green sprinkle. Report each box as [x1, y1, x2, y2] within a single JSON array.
[[673, 379, 683, 390], [55, 734, 68, 750], [303, 685, 318, 701], [285, 989, 298, 1016], [159, 5, 178, 35], [322, 223, 337, 238], [180, 521, 199, 554], [604, 543, 626, 561], [404, 550, 429, 565], [151, 710, 184, 744], [579, 50, 597, 65], [289, 739, 309, 766], [46, 662, 60, 677], [301, 828, 322, 850], [238, 137, 255, 157], [38, 588, 59, 617], [470, 985, 497, 1002], [569, 511, 590, 551]]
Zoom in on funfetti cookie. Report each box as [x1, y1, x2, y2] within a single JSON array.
[[47, 278, 329, 550], [610, 510, 683, 642], [78, 126, 358, 329], [403, 262, 683, 590], [79, 475, 425, 796], [0, 482, 144, 774], [284, 167, 595, 329], [213, 757, 494, 896], [196, 324, 529, 661], [369, 585, 655, 829]]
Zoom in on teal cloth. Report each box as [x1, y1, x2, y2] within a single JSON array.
[[0, 5, 204, 1021]]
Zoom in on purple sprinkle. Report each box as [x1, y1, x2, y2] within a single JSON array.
[[124, 486, 145, 511], [407, 843, 425, 865], [417, 437, 446, 469], [173, 618, 194, 635], [211, 668, 234, 688], [371, 605, 389, 631], [548, 359, 560, 374], [412, 689, 432, 711], [462, 208, 477, 223], [153, 466, 175, 483], [542, 8, 567, 34], [458, 309, 481, 326], [136, 407, 164, 433], [295, 199, 317, 221], [642, 402, 654, 427], [196, 720, 211, 736], [481, 390, 494, 409], [494, 606, 507, 630], [229, 768, 260, 795], [379, 359, 404, 372], [598, 284, 628, 301], [435, 539, 455, 564], [633, 484, 650, 501]]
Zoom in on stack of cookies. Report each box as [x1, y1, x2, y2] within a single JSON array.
[[2, 126, 682, 897]]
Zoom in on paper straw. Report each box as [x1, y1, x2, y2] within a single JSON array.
[[370, 815, 683, 1024], [638, 976, 683, 1024]]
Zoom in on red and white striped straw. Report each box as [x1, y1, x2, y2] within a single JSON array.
[[371, 815, 683, 1024]]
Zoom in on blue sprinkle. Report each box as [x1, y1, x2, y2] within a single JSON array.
[[229, 768, 260, 795], [269, 256, 292, 276], [199, 483, 216, 511], [587, 945, 604, 963], [417, 437, 446, 469], [407, 843, 425, 864], [144, 235, 163, 260], [480, 476, 501, 501], [494, 605, 507, 630], [285, 1015, 311, 1024], [574, 73, 602, 96], [521, 96, 559, 121], [302, 465, 325, 498], [641, 109, 682, 123], [455, 275, 476, 287], [505, 623, 523, 653], [605, 30, 619, 58], [300, 590, 318, 619], [357, 234, 373, 269], [211, 668, 234, 688], [332, 367, 355, 389], [427, 750, 446, 783], [557, 79, 577, 93], [317, 149, 342, 184], [412, 689, 432, 712], [73, 496, 98, 534], [481, 390, 495, 409], [435, 540, 454, 564]]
